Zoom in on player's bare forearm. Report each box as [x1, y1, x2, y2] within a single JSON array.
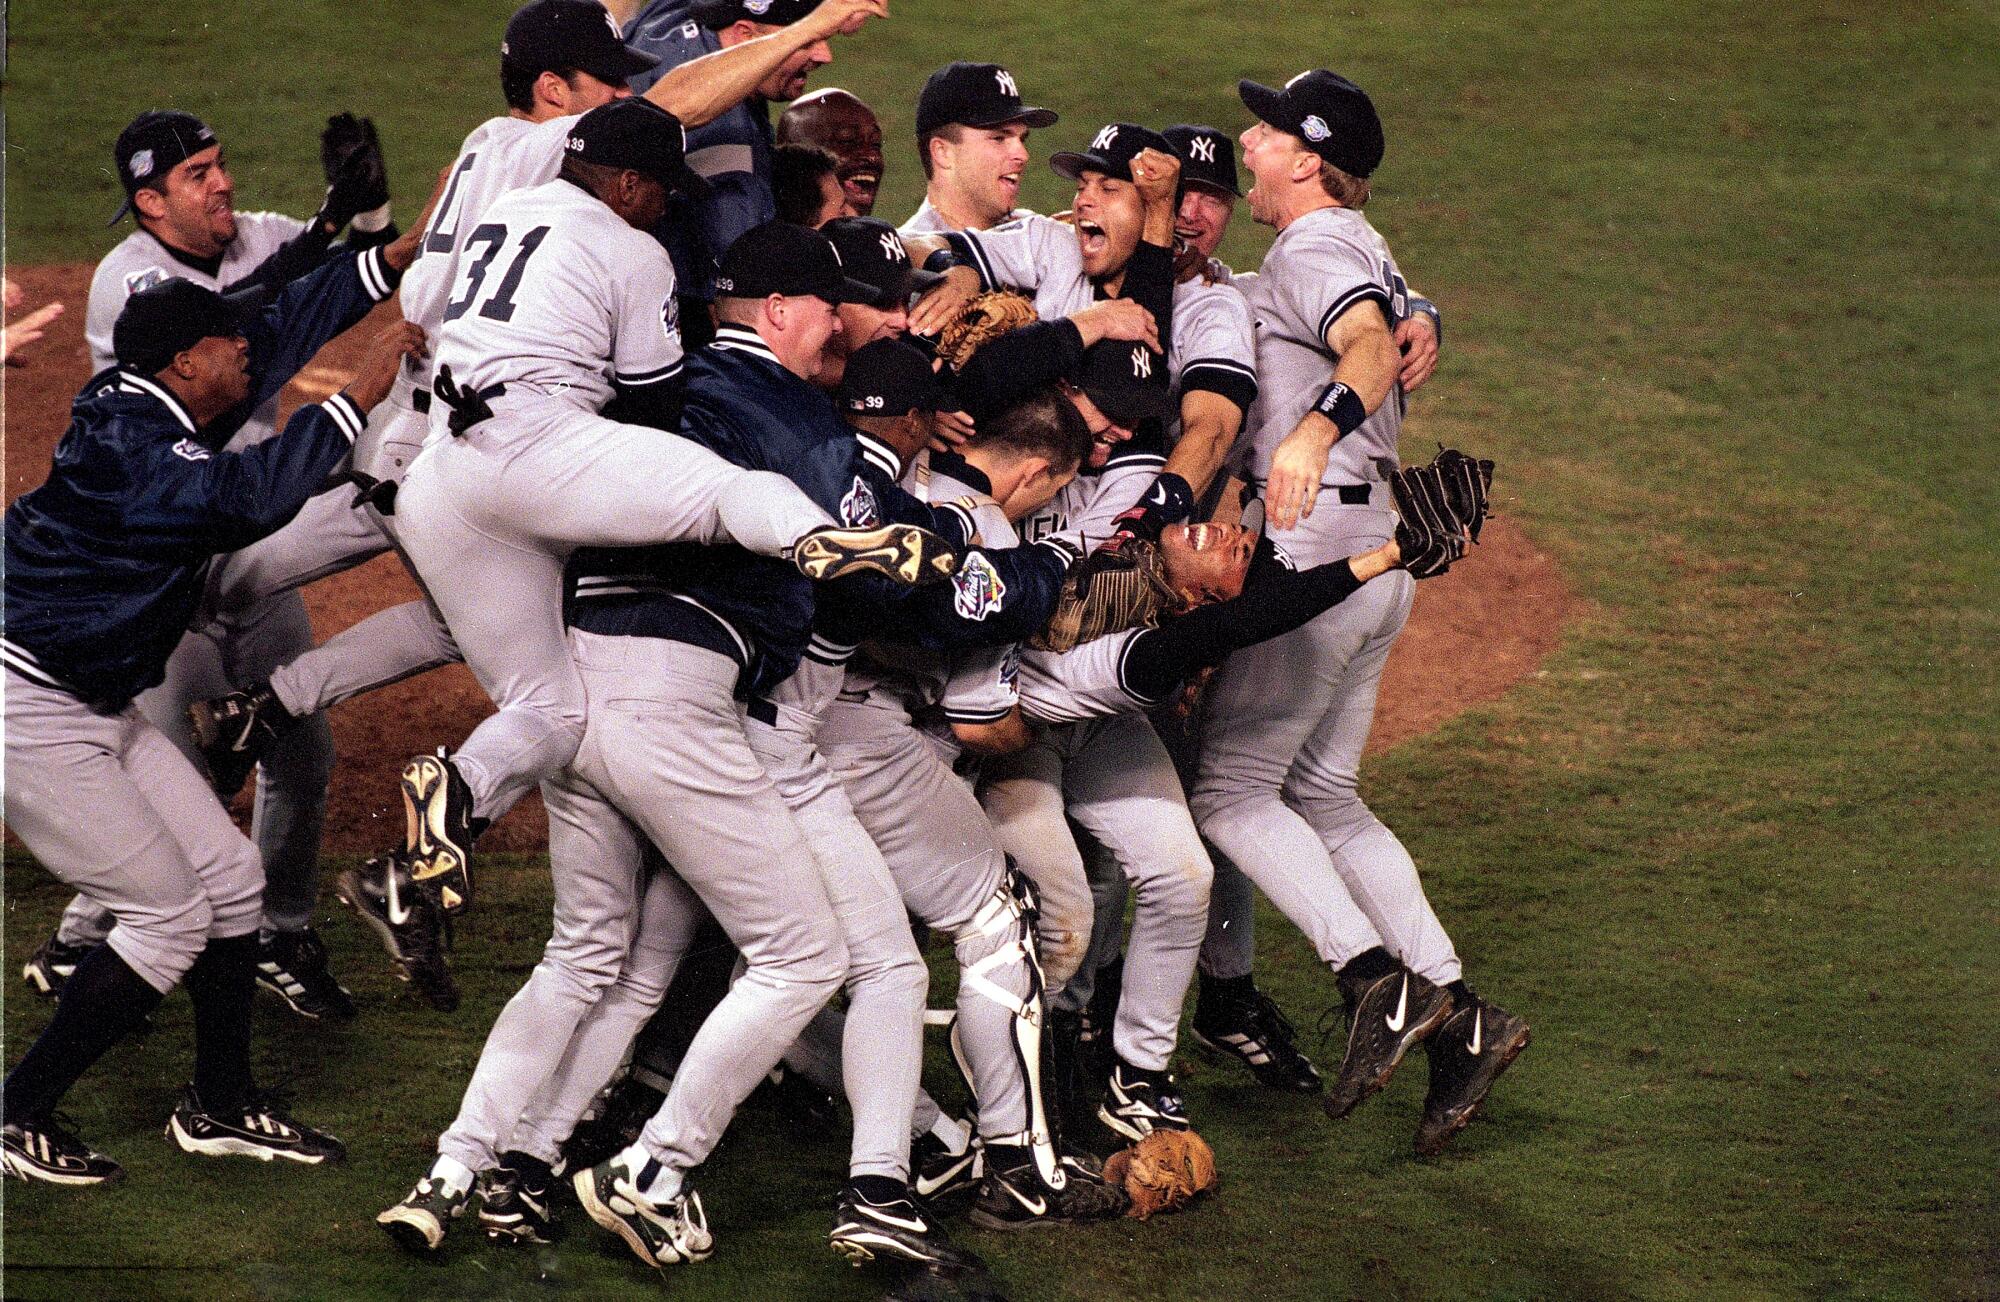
[[1348, 539, 1399, 583], [1133, 148, 1181, 249], [383, 164, 452, 272], [1162, 390, 1242, 499], [644, 0, 888, 127], [1266, 305, 1400, 529]]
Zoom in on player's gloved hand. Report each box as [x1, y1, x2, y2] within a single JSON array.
[[1429, 444, 1495, 542], [318, 113, 390, 234], [1069, 542, 1141, 601], [1101, 471, 1195, 552], [1388, 458, 1470, 579]]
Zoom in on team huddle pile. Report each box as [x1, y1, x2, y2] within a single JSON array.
[[1, 0, 1529, 1290]]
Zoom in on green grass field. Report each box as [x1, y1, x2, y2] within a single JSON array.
[[5, 1, 1997, 1297]]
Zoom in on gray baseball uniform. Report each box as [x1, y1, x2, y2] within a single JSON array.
[[983, 631, 1212, 1073], [897, 197, 1035, 237], [1189, 205, 1460, 986], [391, 177, 834, 824], [197, 112, 592, 735], [54, 218, 347, 950]]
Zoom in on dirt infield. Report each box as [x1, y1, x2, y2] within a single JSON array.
[[2, 262, 1568, 852]]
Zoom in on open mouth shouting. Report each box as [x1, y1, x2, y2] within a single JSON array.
[[1077, 217, 1108, 257]]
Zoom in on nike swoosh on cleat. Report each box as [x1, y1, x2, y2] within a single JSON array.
[[1467, 1009, 1482, 1055], [1003, 1183, 1047, 1216], [385, 868, 411, 927], [1385, 976, 1409, 1033]]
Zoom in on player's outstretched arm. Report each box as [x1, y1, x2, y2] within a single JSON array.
[[642, 0, 888, 128], [1264, 299, 1399, 531], [1162, 388, 1244, 502]]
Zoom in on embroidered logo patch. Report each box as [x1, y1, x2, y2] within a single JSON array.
[[840, 475, 880, 527], [1301, 115, 1331, 143], [171, 438, 212, 462], [125, 267, 168, 296], [952, 550, 1007, 621]]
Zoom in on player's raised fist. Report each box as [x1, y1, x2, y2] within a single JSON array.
[[1131, 147, 1182, 206], [802, 0, 889, 39]]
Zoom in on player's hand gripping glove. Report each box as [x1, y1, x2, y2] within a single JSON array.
[[1389, 460, 1471, 579], [1101, 1128, 1220, 1219], [1031, 539, 1183, 653], [1100, 471, 1196, 554], [318, 113, 391, 234]]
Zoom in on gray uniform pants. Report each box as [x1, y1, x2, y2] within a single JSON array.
[[8, 672, 264, 993], [544, 633, 848, 1177], [1190, 498, 1460, 985], [393, 399, 833, 824], [436, 766, 703, 1175], [55, 584, 333, 945], [746, 705, 929, 1182], [820, 704, 1040, 1146], [981, 713, 1212, 1072]]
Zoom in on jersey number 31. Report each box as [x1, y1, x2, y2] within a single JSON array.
[[444, 223, 551, 324]]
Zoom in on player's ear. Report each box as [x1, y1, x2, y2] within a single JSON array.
[[535, 69, 570, 114], [132, 187, 168, 223]]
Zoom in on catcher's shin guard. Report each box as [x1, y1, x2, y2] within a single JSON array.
[[955, 865, 1065, 1193]]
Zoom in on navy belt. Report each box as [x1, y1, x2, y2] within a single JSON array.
[[1331, 484, 1373, 505], [746, 697, 778, 725], [412, 388, 431, 413]]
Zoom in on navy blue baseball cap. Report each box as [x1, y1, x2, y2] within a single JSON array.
[[503, 0, 658, 83], [113, 277, 243, 373], [1049, 122, 1177, 185], [566, 98, 708, 195], [1163, 124, 1242, 197], [840, 338, 948, 416], [821, 217, 943, 308], [715, 221, 876, 305], [916, 62, 1059, 136], [107, 110, 218, 226], [693, 0, 819, 28], [1078, 338, 1172, 426], [1238, 71, 1385, 178]]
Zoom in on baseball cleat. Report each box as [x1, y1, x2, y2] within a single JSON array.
[[20, 932, 90, 999], [1096, 1061, 1190, 1144], [829, 1180, 987, 1272], [573, 1152, 713, 1270], [335, 855, 459, 1012], [1414, 998, 1532, 1157], [186, 685, 289, 798], [378, 1174, 472, 1254], [747, 1064, 840, 1137], [2, 1117, 123, 1187], [969, 1144, 1129, 1231], [1192, 980, 1324, 1094], [561, 1073, 665, 1175], [255, 926, 356, 1021], [401, 750, 476, 914], [166, 1085, 346, 1165], [913, 1128, 983, 1202], [1323, 965, 1455, 1121], [791, 523, 957, 587], [479, 1163, 560, 1245]]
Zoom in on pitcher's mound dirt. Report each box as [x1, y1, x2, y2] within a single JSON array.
[[3, 263, 1567, 852]]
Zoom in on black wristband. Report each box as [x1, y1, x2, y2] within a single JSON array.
[[925, 247, 958, 275], [1314, 380, 1368, 437]]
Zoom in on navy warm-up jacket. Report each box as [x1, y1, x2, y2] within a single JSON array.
[[1, 245, 400, 710]]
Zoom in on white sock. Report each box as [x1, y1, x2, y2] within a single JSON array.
[[616, 1142, 682, 1203], [928, 1113, 972, 1153], [428, 1154, 475, 1197]]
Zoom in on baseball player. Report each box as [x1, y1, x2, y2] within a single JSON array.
[[169, 1, 897, 942], [20, 106, 405, 1023], [771, 142, 845, 226], [1186, 72, 1529, 1155], [777, 87, 885, 216], [621, 0, 887, 345], [530, 223, 958, 1276], [901, 61, 1058, 236], [336, 107, 946, 1007], [1, 240, 420, 1185]]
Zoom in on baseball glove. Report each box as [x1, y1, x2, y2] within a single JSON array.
[[1101, 1128, 1220, 1220], [935, 291, 1040, 371], [319, 112, 390, 229], [1429, 445, 1495, 543], [1030, 538, 1185, 653], [1389, 459, 1471, 579]]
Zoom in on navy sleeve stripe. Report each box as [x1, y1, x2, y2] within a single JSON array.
[[939, 500, 978, 543], [1116, 631, 1170, 707], [1179, 362, 1259, 411], [1, 640, 68, 693], [1316, 286, 1391, 344], [321, 393, 366, 444], [616, 361, 684, 385], [1181, 356, 1257, 382], [955, 231, 998, 291], [943, 705, 1014, 723]]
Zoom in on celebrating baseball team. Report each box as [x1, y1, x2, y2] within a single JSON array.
[[2, 0, 1528, 1289]]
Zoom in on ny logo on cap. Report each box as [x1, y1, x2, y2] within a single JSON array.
[[879, 231, 905, 262], [1131, 346, 1152, 379], [1188, 136, 1216, 163], [1301, 115, 1331, 142], [604, 8, 620, 36], [129, 149, 156, 178], [995, 68, 1019, 98], [1091, 124, 1119, 152]]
